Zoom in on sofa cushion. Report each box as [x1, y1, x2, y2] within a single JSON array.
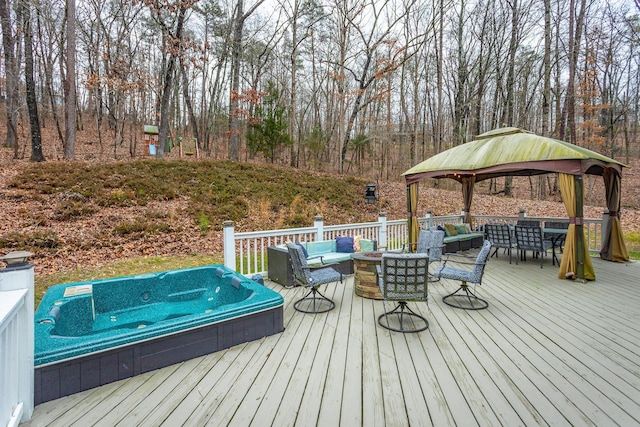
[[360, 239, 375, 252], [336, 236, 354, 253], [306, 240, 336, 255], [444, 232, 484, 243], [307, 252, 352, 266], [454, 224, 467, 235], [443, 223, 458, 236]]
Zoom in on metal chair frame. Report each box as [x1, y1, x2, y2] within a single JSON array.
[[287, 243, 343, 313], [435, 240, 492, 310], [514, 225, 553, 268], [484, 223, 514, 264], [377, 253, 429, 333], [416, 229, 445, 282]]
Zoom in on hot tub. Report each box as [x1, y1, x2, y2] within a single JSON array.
[[33, 265, 284, 404]]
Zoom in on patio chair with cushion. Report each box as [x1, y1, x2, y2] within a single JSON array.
[[514, 225, 553, 268], [287, 243, 343, 313], [417, 229, 445, 281], [377, 253, 429, 333], [484, 223, 513, 264], [434, 240, 492, 310]]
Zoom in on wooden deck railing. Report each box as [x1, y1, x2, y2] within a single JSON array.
[[224, 211, 606, 276], [0, 260, 34, 426]]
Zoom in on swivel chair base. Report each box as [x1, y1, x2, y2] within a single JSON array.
[[442, 283, 488, 310], [378, 302, 429, 333], [294, 287, 335, 313]]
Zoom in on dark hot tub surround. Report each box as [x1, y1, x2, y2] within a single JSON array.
[[33, 265, 284, 404]]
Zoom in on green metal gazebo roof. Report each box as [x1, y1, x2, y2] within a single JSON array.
[[403, 127, 627, 184]]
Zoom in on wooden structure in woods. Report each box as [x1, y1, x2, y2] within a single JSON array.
[[179, 137, 199, 158], [143, 125, 159, 156]]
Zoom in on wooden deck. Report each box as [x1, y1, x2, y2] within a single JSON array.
[[23, 255, 640, 426]]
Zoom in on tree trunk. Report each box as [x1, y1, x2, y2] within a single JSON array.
[[181, 65, 200, 144], [435, 0, 444, 153], [228, 0, 266, 161], [157, 5, 187, 159], [0, 0, 19, 155], [542, 0, 551, 137], [453, 0, 467, 146], [561, 0, 588, 145], [229, 0, 244, 162], [502, 0, 519, 197], [64, 0, 77, 159], [23, 1, 44, 162]]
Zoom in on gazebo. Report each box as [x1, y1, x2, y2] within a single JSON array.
[[402, 127, 629, 281]]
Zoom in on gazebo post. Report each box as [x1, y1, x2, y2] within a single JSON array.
[[575, 175, 585, 282]]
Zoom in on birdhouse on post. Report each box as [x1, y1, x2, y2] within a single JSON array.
[[143, 125, 159, 156]]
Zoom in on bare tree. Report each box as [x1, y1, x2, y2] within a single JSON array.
[[0, 0, 19, 155], [228, 0, 268, 161], [337, 0, 419, 172], [64, 0, 77, 158], [560, 0, 590, 144], [22, 0, 44, 161]]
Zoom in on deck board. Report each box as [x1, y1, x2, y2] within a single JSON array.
[[22, 257, 640, 427]]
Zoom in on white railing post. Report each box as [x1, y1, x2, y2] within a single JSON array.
[[314, 215, 324, 241], [0, 251, 35, 424], [518, 209, 527, 220], [425, 211, 433, 230], [378, 212, 387, 250], [223, 221, 236, 271]]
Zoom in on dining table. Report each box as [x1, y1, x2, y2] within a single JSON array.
[[542, 228, 568, 265]]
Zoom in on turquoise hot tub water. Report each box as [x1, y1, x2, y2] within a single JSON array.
[[33, 265, 284, 403]]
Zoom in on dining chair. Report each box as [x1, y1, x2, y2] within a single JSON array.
[[484, 223, 513, 264], [514, 225, 553, 268]]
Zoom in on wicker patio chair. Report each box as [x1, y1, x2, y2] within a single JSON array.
[[484, 223, 513, 264], [376, 253, 430, 333], [514, 225, 553, 268], [416, 229, 445, 281], [287, 243, 343, 313], [435, 240, 492, 310]]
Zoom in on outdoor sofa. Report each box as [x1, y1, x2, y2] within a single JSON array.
[[268, 236, 376, 287]]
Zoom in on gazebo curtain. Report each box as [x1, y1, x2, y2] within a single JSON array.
[[600, 168, 629, 262], [407, 183, 419, 252], [558, 173, 595, 280], [462, 176, 475, 227]]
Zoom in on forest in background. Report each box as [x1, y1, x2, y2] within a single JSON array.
[[1, 0, 640, 194]]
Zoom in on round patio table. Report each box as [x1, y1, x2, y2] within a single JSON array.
[[351, 251, 384, 299]]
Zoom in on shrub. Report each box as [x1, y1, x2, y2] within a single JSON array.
[[112, 220, 172, 237], [0, 230, 60, 250], [54, 200, 97, 221]]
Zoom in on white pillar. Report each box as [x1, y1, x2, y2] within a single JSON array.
[[314, 215, 324, 241], [0, 251, 35, 423], [223, 221, 236, 271], [378, 212, 387, 250], [425, 210, 433, 230]]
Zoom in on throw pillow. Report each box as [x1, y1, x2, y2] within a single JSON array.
[[336, 236, 355, 253], [295, 241, 309, 258], [444, 223, 458, 236], [353, 235, 362, 252], [454, 224, 467, 235], [465, 223, 473, 233]]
